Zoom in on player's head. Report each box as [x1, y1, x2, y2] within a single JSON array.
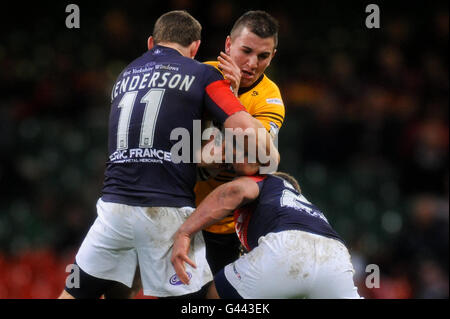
[[273, 172, 301, 193], [148, 10, 202, 58], [225, 11, 279, 88]]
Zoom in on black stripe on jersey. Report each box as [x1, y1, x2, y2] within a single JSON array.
[[254, 111, 285, 121], [238, 74, 265, 95], [214, 176, 233, 182], [217, 173, 235, 179], [253, 114, 284, 125]]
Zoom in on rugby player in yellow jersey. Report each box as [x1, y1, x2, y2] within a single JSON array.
[[196, 10, 285, 275], [102, 10, 284, 298]]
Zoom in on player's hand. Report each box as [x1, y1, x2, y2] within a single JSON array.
[[171, 231, 197, 285], [199, 134, 227, 169], [218, 51, 241, 96]]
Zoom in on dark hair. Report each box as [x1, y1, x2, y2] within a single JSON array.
[[152, 10, 201, 47], [273, 172, 301, 193], [230, 10, 279, 48]]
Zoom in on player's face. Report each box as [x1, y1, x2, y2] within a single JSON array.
[[225, 27, 276, 88]]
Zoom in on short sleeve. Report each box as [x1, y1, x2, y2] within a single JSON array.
[[203, 65, 247, 124], [250, 81, 285, 137]]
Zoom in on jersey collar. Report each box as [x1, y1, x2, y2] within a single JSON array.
[[151, 44, 183, 57], [238, 74, 264, 96]]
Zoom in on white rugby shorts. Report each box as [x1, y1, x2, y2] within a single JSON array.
[[221, 230, 361, 299], [75, 198, 213, 297]]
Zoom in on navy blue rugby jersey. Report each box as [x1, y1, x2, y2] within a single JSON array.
[[101, 45, 245, 207], [234, 175, 344, 251]]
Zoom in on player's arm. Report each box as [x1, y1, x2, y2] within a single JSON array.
[[203, 67, 280, 173], [224, 112, 280, 174], [197, 113, 280, 175], [217, 52, 281, 171], [171, 177, 260, 284], [195, 121, 228, 170], [243, 85, 285, 174], [226, 80, 284, 175], [252, 92, 285, 139]]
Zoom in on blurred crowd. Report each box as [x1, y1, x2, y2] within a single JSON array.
[[0, 1, 448, 298]]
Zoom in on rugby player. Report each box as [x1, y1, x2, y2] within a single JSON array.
[[102, 11, 285, 298], [172, 172, 362, 299], [58, 10, 278, 299], [196, 10, 286, 275]]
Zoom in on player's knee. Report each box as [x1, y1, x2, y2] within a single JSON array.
[[206, 282, 220, 299]]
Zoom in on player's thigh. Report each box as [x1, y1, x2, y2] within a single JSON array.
[[75, 199, 138, 288], [133, 206, 213, 297], [309, 238, 361, 299], [218, 232, 314, 298]]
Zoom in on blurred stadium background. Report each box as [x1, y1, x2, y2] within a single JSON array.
[[0, 0, 448, 298]]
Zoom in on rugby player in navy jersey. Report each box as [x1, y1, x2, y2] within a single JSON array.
[[172, 172, 361, 298], [58, 10, 278, 299]]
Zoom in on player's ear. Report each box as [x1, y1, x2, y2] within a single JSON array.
[[147, 36, 154, 50], [225, 36, 232, 55], [189, 40, 201, 59], [266, 48, 277, 67]]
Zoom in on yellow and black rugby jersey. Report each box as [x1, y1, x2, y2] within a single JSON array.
[[204, 61, 284, 136], [194, 61, 285, 234]]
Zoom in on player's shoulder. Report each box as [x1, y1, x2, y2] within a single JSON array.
[[202, 60, 224, 76], [175, 59, 223, 83], [203, 60, 220, 69], [258, 74, 282, 97], [261, 73, 279, 88], [162, 53, 209, 69], [266, 174, 283, 184], [268, 174, 300, 195], [179, 55, 208, 69], [193, 59, 220, 73], [252, 75, 283, 107], [257, 174, 286, 196]]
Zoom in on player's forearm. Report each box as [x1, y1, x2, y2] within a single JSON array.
[[178, 183, 244, 237], [224, 112, 279, 172], [254, 123, 279, 173], [250, 117, 279, 172]]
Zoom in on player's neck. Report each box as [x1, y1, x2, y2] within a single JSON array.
[[157, 42, 191, 58]]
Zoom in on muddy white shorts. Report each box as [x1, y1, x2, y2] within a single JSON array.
[[219, 230, 361, 299], [75, 198, 213, 297]]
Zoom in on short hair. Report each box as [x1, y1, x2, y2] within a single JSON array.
[[152, 10, 202, 47], [273, 172, 301, 193], [230, 11, 279, 48]]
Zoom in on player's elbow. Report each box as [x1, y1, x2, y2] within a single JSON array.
[[219, 181, 247, 208], [223, 111, 255, 131]]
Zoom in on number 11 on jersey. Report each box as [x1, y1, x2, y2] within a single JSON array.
[[116, 88, 165, 150]]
